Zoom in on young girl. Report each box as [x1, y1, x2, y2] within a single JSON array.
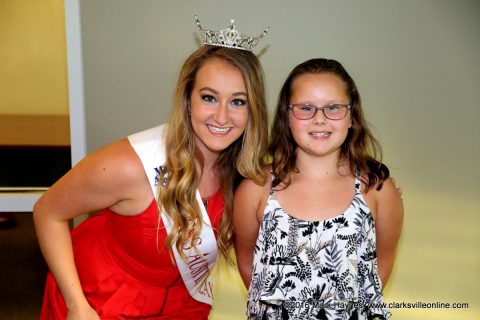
[[234, 58, 403, 320]]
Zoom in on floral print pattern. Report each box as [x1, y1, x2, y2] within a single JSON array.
[[247, 177, 391, 320]]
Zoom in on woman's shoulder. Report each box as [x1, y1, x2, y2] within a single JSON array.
[[93, 139, 154, 214], [83, 138, 147, 185], [35, 138, 152, 218]]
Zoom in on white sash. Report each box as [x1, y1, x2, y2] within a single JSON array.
[[128, 124, 216, 305]]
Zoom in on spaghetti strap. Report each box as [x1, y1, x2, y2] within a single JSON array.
[[354, 174, 362, 194]]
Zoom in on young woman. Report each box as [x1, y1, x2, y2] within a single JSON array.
[[234, 58, 403, 320], [34, 43, 268, 319]]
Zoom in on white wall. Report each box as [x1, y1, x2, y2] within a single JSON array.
[[73, 1, 480, 319]]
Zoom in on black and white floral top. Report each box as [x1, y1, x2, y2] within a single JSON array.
[[247, 176, 391, 320]]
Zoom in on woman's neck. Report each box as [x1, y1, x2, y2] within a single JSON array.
[[195, 152, 220, 199]]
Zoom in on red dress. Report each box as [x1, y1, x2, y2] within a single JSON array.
[[40, 190, 224, 319]]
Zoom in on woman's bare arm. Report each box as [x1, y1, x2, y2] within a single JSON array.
[[33, 139, 151, 317]]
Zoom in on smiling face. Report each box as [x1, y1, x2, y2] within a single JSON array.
[[289, 72, 352, 159], [190, 57, 249, 158]]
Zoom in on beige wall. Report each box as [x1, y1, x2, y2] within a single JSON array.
[[0, 0, 68, 116], [76, 1, 479, 319]]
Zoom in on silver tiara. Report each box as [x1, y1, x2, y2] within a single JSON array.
[[195, 15, 269, 52]]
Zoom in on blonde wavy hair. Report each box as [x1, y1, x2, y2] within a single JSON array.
[[159, 46, 268, 262]]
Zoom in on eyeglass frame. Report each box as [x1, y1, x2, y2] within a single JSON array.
[[288, 103, 352, 120]]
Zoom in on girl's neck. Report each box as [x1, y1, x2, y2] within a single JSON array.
[[294, 150, 350, 180]]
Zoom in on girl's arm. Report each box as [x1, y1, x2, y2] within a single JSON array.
[[33, 139, 151, 318], [372, 177, 404, 287], [233, 177, 268, 288]]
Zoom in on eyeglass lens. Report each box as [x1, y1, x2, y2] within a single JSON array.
[[291, 104, 349, 120]]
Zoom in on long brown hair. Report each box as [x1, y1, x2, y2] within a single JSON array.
[[270, 58, 389, 190], [159, 46, 268, 261]]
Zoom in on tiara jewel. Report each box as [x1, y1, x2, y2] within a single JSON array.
[[195, 15, 269, 52]]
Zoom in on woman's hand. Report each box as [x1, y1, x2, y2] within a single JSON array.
[[391, 177, 403, 200], [67, 303, 100, 320]]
